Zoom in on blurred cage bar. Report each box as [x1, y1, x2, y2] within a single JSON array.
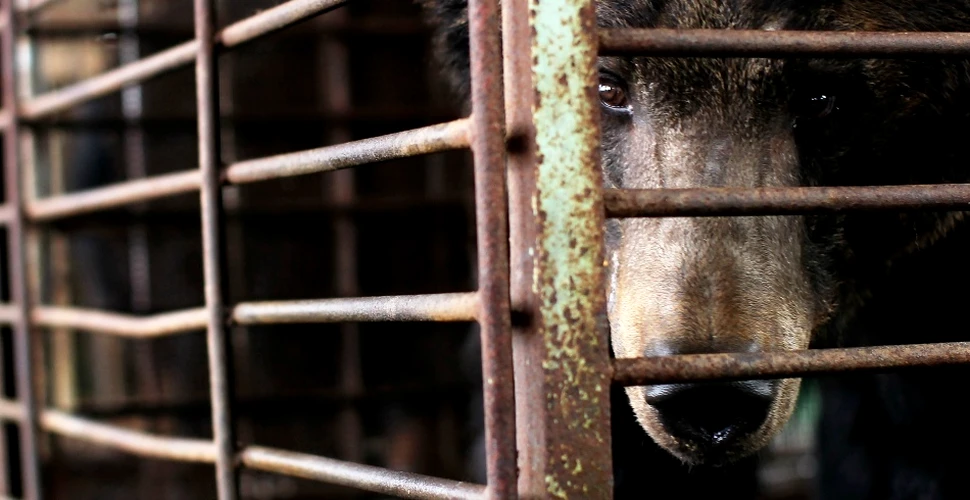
[[0, 0, 965, 499]]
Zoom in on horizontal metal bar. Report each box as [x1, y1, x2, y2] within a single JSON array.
[[26, 118, 468, 221], [0, 204, 11, 225], [224, 118, 470, 184], [26, 292, 476, 339], [40, 410, 217, 462], [232, 292, 479, 324], [26, 18, 427, 39], [0, 304, 18, 324], [27, 170, 201, 221], [240, 446, 485, 500], [16, 0, 63, 14], [217, 0, 345, 47], [21, 43, 197, 119], [613, 342, 970, 385], [0, 399, 24, 422], [599, 28, 970, 57], [604, 184, 970, 217], [33, 306, 208, 337], [21, 0, 346, 119]]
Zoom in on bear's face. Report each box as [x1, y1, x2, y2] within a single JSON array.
[[422, 0, 970, 469], [603, 51, 823, 464], [598, 0, 962, 465]]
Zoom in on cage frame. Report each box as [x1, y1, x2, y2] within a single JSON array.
[[0, 0, 966, 498]]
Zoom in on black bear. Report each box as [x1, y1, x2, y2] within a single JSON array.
[[420, 0, 970, 498]]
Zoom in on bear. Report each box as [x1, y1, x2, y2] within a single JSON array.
[[419, 0, 970, 498]]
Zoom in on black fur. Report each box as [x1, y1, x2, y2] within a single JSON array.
[[420, 1, 970, 498]]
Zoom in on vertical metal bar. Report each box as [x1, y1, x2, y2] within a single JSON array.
[[1, 1, 42, 498], [193, 0, 238, 498], [120, 0, 153, 315], [501, 0, 540, 494], [508, 0, 614, 496], [467, 0, 516, 497], [46, 131, 80, 412], [316, 10, 365, 464]]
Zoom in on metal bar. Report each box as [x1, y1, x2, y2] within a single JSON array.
[[32, 306, 208, 337], [604, 185, 970, 218], [1, 1, 42, 497], [39, 175, 970, 223], [599, 28, 970, 57], [20, 0, 347, 119], [613, 342, 970, 385], [24, 292, 478, 339], [26, 170, 201, 221], [502, 0, 542, 494], [231, 293, 479, 324], [224, 118, 470, 184], [194, 0, 237, 496], [22, 43, 197, 119], [39, 410, 217, 462], [239, 446, 486, 500], [26, 119, 469, 222], [316, 6, 365, 464], [23, 17, 427, 38], [466, 0, 515, 496], [0, 399, 23, 422], [15, 0, 62, 14], [0, 305, 18, 324], [217, 0, 345, 47], [119, 0, 153, 314], [522, 0, 614, 496]]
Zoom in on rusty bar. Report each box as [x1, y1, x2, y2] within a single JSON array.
[[502, 0, 541, 495], [27, 170, 201, 221], [25, 119, 467, 221], [32, 306, 208, 337], [21, 0, 346, 119], [613, 342, 970, 385], [21, 43, 197, 119], [1, 1, 42, 498], [240, 446, 485, 500], [225, 118, 470, 184], [40, 410, 217, 462], [217, 0, 344, 46], [600, 28, 970, 58], [525, 0, 614, 496], [604, 184, 970, 217], [194, 0, 237, 496], [232, 293, 479, 324], [466, 0, 516, 496]]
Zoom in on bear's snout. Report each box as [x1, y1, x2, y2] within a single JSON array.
[[646, 381, 775, 463]]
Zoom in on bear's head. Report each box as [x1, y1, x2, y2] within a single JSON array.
[[421, 0, 970, 466]]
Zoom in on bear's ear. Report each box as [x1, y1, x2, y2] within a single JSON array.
[[418, 0, 472, 108]]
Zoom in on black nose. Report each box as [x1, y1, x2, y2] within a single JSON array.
[[646, 381, 774, 449]]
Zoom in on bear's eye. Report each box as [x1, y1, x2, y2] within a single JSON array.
[[798, 94, 837, 119], [599, 77, 630, 111]]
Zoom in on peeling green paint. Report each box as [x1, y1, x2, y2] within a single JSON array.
[[530, 0, 613, 496]]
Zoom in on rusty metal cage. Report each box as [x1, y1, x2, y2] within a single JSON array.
[[0, 0, 967, 498]]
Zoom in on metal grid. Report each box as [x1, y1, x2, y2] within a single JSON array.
[[0, 0, 966, 498]]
